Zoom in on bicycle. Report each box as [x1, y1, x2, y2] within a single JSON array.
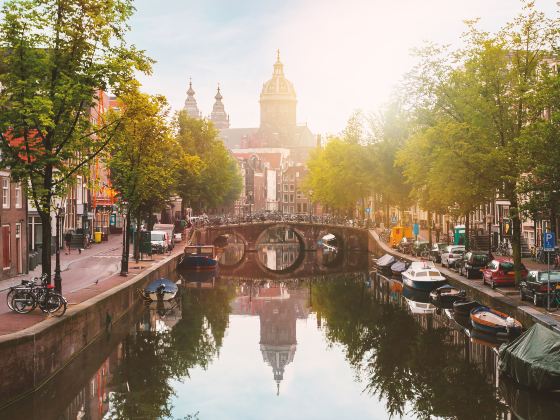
[[7, 274, 67, 316], [545, 290, 560, 312]]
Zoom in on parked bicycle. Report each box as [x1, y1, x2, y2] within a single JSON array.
[[6, 274, 67, 316]]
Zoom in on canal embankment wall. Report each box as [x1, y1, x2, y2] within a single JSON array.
[[0, 252, 182, 408], [367, 229, 560, 334]]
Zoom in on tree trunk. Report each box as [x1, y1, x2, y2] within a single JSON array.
[[134, 216, 141, 262], [465, 212, 470, 251], [39, 209, 52, 283], [509, 192, 523, 286], [427, 209, 433, 247]]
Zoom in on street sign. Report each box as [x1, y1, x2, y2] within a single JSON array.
[[413, 223, 420, 236], [365, 207, 371, 214], [391, 216, 397, 224], [110, 213, 116, 226], [543, 232, 556, 251]]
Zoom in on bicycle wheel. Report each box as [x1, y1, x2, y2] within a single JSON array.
[[41, 293, 66, 316], [11, 290, 36, 314]]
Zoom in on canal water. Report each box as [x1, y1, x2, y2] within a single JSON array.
[[1, 228, 559, 419]]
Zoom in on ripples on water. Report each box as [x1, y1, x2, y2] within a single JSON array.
[[1, 247, 559, 419]]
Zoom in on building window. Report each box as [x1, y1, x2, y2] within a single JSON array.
[[296, 191, 302, 199], [2, 178, 9, 209], [297, 203, 302, 213], [289, 194, 294, 203], [290, 184, 295, 191], [290, 206, 294, 213], [303, 203, 308, 212], [283, 184, 288, 192], [283, 205, 288, 213], [2, 225, 10, 269], [76, 176, 83, 205], [15, 183, 22, 208], [283, 194, 288, 202]]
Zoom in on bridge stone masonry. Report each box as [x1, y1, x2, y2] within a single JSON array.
[[203, 222, 370, 253]]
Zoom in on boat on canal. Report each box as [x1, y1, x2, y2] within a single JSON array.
[[142, 278, 179, 301], [429, 284, 466, 308], [470, 306, 522, 337], [374, 253, 396, 277], [390, 260, 410, 279], [401, 261, 447, 291], [178, 245, 218, 270]]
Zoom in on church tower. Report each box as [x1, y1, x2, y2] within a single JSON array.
[[210, 84, 230, 129], [184, 78, 201, 119], [259, 50, 297, 146]]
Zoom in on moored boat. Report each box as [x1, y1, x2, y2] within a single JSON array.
[[453, 299, 482, 316], [178, 245, 218, 270], [499, 324, 560, 392], [470, 306, 522, 337], [375, 254, 396, 277], [401, 261, 447, 291], [390, 260, 410, 279], [429, 284, 466, 308], [143, 278, 179, 301]]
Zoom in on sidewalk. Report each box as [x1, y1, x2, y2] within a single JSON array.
[[0, 235, 185, 336]]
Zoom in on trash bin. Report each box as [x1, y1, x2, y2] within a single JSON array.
[[94, 231, 102, 243]]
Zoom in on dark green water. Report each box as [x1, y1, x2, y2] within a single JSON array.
[[1, 251, 559, 419]]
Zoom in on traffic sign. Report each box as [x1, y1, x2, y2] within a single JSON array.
[[543, 232, 556, 251], [413, 223, 420, 236]]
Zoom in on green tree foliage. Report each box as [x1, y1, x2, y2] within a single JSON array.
[[106, 86, 182, 259], [174, 111, 242, 212], [0, 0, 151, 280]]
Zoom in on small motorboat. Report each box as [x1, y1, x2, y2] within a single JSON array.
[[470, 306, 522, 337], [401, 261, 447, 291], [429, 284, 466, 308], [453, 299, 482, 317], [178, 245, 218, 270], [390, 260, 410, 279], [143, 278, 179, 301], [375, 254, 396, 277]]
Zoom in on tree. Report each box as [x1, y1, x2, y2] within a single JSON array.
[[0, 0, 152, 282], [107, 87, 180, 262], [174, 111, 241, 212]]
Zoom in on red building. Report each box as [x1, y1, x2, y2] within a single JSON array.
[[0, 169, 27, 280]]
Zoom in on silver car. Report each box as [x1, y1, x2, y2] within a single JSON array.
[[440, 245, 465, 268]]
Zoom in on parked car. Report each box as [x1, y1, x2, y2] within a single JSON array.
[[429, 243, 448, 263], [440, 245, 465, 268], [153, 223, 175, 250], [150, 230, 170, 254], [456, 251, 492, 279], [397, 237, 415, 254], [482, 257, 528, 289], [412, 240, 430, 257], [520, 270, 560, 306]]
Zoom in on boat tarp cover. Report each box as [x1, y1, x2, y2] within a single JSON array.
[[499, 324, 560, 391]]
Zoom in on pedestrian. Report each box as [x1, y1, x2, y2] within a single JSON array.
[[64, 231, 72, 255]]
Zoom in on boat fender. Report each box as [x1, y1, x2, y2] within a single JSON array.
[[505, 317, 515, 332]]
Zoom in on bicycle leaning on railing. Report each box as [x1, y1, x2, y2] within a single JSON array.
[[6, 273, 67, 317]]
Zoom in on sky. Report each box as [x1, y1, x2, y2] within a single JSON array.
[[27, 1, 560, 136]]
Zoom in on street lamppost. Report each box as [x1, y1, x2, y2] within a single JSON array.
[[486, 213, 493, 255], [120, 201, 129, 277], [54, 204, 65, 293]]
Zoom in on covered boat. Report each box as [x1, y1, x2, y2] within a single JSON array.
[[499, 324, 560, 392], [390, 260, 409, 279], [429, 284, 466, 308], [401, 261, 447, 291], [470, 306, 522, 337], [375, 254, 396, 277], [143, 278, 179, 301], [179, 245, 218, 270]]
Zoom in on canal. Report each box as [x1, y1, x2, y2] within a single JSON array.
[[0, 227, 559, 419]]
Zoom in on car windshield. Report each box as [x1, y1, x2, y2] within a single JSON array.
[[539, 272, 560, 282], [151, 233, 165, 241]]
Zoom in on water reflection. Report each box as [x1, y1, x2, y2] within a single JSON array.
[[3, 265, 559, 419], [256, 227, 302, 271], [216, 234, 245, 266]]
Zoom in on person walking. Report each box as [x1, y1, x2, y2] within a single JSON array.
[[64, 231, 73, 255]]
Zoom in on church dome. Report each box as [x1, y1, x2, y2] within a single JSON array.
[[260, 50, 296, 102]]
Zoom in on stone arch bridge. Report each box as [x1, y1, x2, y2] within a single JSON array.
[[203, 222, 369, 252]]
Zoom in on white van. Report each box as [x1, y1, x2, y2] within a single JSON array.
[[150, 230, 170, 254]]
